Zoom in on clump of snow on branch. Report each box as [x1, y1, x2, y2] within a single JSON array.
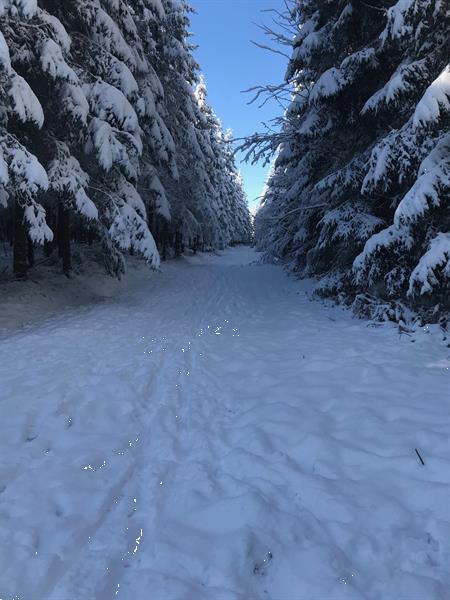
[[413, 66, 450, 127], [409, 233, 450, 295]]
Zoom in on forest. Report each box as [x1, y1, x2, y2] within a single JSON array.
[[244, 0, 450, 321], [1, 2, 450, 600], [0, 0, 251, 281]]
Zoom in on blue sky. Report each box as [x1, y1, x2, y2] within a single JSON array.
[[189, 0, 288, 211]]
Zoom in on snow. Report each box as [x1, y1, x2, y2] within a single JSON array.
[[136, 83, 157, 118], [0, 186, 9, 207], [318, 204, 384, 247], [83, 82, 141, 138], [340, 47, 376, 71], [0, 0, 37, 18], [309, 67, 346, 102], [39, 38, 78, 83], [61, 83, 90, 125], [0, 30, 11, 70], [83, 83, 143, 175], [92, 6, 135, 67], [40, 12, 72, 53], [107, 58, 139, 100], [413, 65, 450, 127], [6, 140, 48, 195], [380, 0, 415, 42], [115, 176, 146, 217], [1, 248, 450, 599], [153, 113, 176, 157], [108, 201, 160, 268], [409, 232, 450, 295], [362, 59, 427, 114], [353, 224, 413, 284], [150, 0, 165, 17], [24, 201, 53, 244], [297, 108, 320, 135], [8, 71, 44, 127], [361, 142, 391, 192], [85, 118, 137, 174], [47, 145, 98, 220], [75, 187, 98, 220], [0, 140, 50, 240], [150, 173, 171, 220], [394, 133, 450, 226], [0, 147, 9, 186]]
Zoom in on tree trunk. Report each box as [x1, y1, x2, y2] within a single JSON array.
[[7, 205, 14, 246], [27, 239, 34, 268], [88, 226, 95, 246], [44, 207, 54, 257], [13, 200, 28, 280], [175, 230, 182, 257], [161, 223, 169, 261], [58, 205, 71, 275]]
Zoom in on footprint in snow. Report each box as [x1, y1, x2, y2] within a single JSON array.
[[253, 551, 273, 576]]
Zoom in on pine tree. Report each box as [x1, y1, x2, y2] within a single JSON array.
[[249, 0, 450, 317], [131, 0, 178, 236], [220, 130, 253, 244], [1, 0, 250, 280], [353, 0, 450, 312], [0, 0, 53, 278], [58, 0, 161, 273], [157, 1, 215, 249], [157, 3, 251, 251]]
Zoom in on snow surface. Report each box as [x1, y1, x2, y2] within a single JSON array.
[[1, 247, 450, 599]]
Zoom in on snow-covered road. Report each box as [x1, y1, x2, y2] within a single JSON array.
[[1, 248, 449, 599]]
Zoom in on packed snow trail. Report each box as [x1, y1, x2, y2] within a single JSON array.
[[1, 248, 449, 600]]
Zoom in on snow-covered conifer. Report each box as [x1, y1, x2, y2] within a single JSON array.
[[0, 2, 53, 276], [249, 0, 450, 316], [1, 0, 250, 279]]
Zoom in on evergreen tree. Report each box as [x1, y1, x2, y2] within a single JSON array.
[[157, 5, 251, 251], [221, 130, 253, 244], [353, 0, 450, 312], [0, 0, 250, 280], [0, 0, 53, 277], [45, 0, 160, 274], [249, 0, 450, 317], [157, 1, 217, 250]]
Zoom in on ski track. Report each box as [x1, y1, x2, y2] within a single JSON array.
[[0, 247, 449, 600]]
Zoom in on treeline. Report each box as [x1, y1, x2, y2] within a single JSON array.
[[0, 0, 251, 279], [245, 0, 450, 320]]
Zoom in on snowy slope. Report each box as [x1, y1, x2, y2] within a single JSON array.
[[0, 248, 449, 599]]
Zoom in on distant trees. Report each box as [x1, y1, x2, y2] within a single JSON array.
[[245, 0, 450, 318], [0, 0, 251, 279]]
